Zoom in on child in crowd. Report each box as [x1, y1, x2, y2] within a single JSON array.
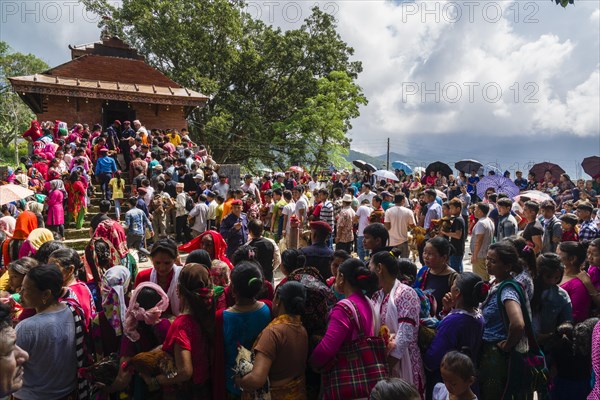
[[326, 250, 350, 300], [433, 350, 478, 400], [559, 213, 579, 242]]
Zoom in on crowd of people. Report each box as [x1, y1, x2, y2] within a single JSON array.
[[0, 118, 600, 400]]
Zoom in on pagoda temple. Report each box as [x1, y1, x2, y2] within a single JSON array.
[[8, 36, 208, 130]]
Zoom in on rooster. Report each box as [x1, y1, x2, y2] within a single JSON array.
[[121, 349, 177, 379], [78, 353, 120, 387], [232, 344, 271, 400], [408, 226, 427, 262]]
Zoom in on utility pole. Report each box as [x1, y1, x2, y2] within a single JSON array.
[[386, 137, 390, 170]]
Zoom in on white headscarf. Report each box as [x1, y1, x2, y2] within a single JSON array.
[[101, 265, 131, 336]]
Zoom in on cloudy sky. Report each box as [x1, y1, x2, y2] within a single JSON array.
[[1, 0, 599, 176]]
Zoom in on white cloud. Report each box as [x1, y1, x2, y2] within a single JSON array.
[[336, 0, 599, 148], [591, 8, 600, 21]]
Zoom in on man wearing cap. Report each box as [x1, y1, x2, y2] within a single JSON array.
[[300, 220, 334, 279], [336, 194, 356, 253], [119, 121, 135, 170], [384, 193, 416, 259], [577, 202, 599, 242], [381, 191, 393, 211], [95, 147, 117, 200], [220, 199, 248, 258]]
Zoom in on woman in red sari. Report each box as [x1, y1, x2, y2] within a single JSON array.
[[178, 230, 233, 269], [66, 170, 87, 229]]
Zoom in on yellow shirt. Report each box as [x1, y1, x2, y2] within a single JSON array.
[[0, 270, 10, 291], [216, 204, 224, 224], [109, 178, 125, 199], [169, 134, 181, 146]]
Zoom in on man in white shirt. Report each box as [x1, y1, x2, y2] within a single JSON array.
[[189, 194, 209, 237], [175, 183, 191, 243], [292, 185, 308, 228], [281, 190, 296, 247], [470, 202, 495, 281], [241, 174, 261, 205], [206, 191, 219, 230], [357, 183, 375, 206], [384, 193, 416, 258], [354, 199, 372, 261], [212, 175, 230, 198]]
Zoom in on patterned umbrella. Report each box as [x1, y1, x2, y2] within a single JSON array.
[[289, 166, 304, 173], [476, 175, 520, 199], [0, 184, 35, 206], [391, 161, 413, 174], [455, 159, 482, 174], [529, 162, 565, 182], [374, 170, 399, 182], [582, 156, 600, 178]]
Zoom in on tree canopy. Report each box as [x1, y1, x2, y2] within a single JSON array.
[[0, 42, 48, 148], [82, 0, 366, 171]]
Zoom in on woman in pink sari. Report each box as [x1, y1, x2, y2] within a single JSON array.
[[178, 230, 233, 269], [46, 179, 65, 239]]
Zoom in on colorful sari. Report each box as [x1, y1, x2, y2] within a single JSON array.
[[66, 179, 86, 229]]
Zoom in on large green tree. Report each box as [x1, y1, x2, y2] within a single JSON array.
[[0, 42, 48, 149], [83, 0, 366, 171]]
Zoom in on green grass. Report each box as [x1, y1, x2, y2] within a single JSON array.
[[0, 142, 29, 168]]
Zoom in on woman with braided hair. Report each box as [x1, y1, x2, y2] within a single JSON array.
[[141, 263, 214, 399]]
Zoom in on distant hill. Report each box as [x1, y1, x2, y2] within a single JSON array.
[[345, 149, 427, 170], [344, 149, 387, 169]]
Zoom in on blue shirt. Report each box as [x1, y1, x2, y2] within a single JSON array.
[[95, 156, 117, 175], [124, 207, 152, 236], [424, 201, 442, 230], [223, 304, 271, 395], [482, 282, 521, 342], [220, 213, 248, 258]]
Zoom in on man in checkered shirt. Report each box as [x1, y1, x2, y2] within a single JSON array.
[[576, 202, 599, 242]]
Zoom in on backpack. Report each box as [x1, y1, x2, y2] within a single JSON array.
[[185, 194, 195, 212]]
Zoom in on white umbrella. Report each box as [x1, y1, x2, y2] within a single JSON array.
[[0, 184, 35, 206], [514, 190, 552, 203], [413, 167, 426, 176], [373, 170, 399, 182]]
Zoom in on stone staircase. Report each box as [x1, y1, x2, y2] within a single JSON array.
[[63, 172, 132, 251]]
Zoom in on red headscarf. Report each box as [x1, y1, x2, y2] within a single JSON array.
[[178, 230, 233, 269]]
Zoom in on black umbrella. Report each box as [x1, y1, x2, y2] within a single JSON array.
[[364, 163, 377, 173], [455, 159, 483, 174], [426, 161, 452, 177], [352, 160, 366, 170], [582, 156, 600, 178], [529, 162, 565, 182]]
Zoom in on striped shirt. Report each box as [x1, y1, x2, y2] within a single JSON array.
[[320, 200, 334, 229]]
